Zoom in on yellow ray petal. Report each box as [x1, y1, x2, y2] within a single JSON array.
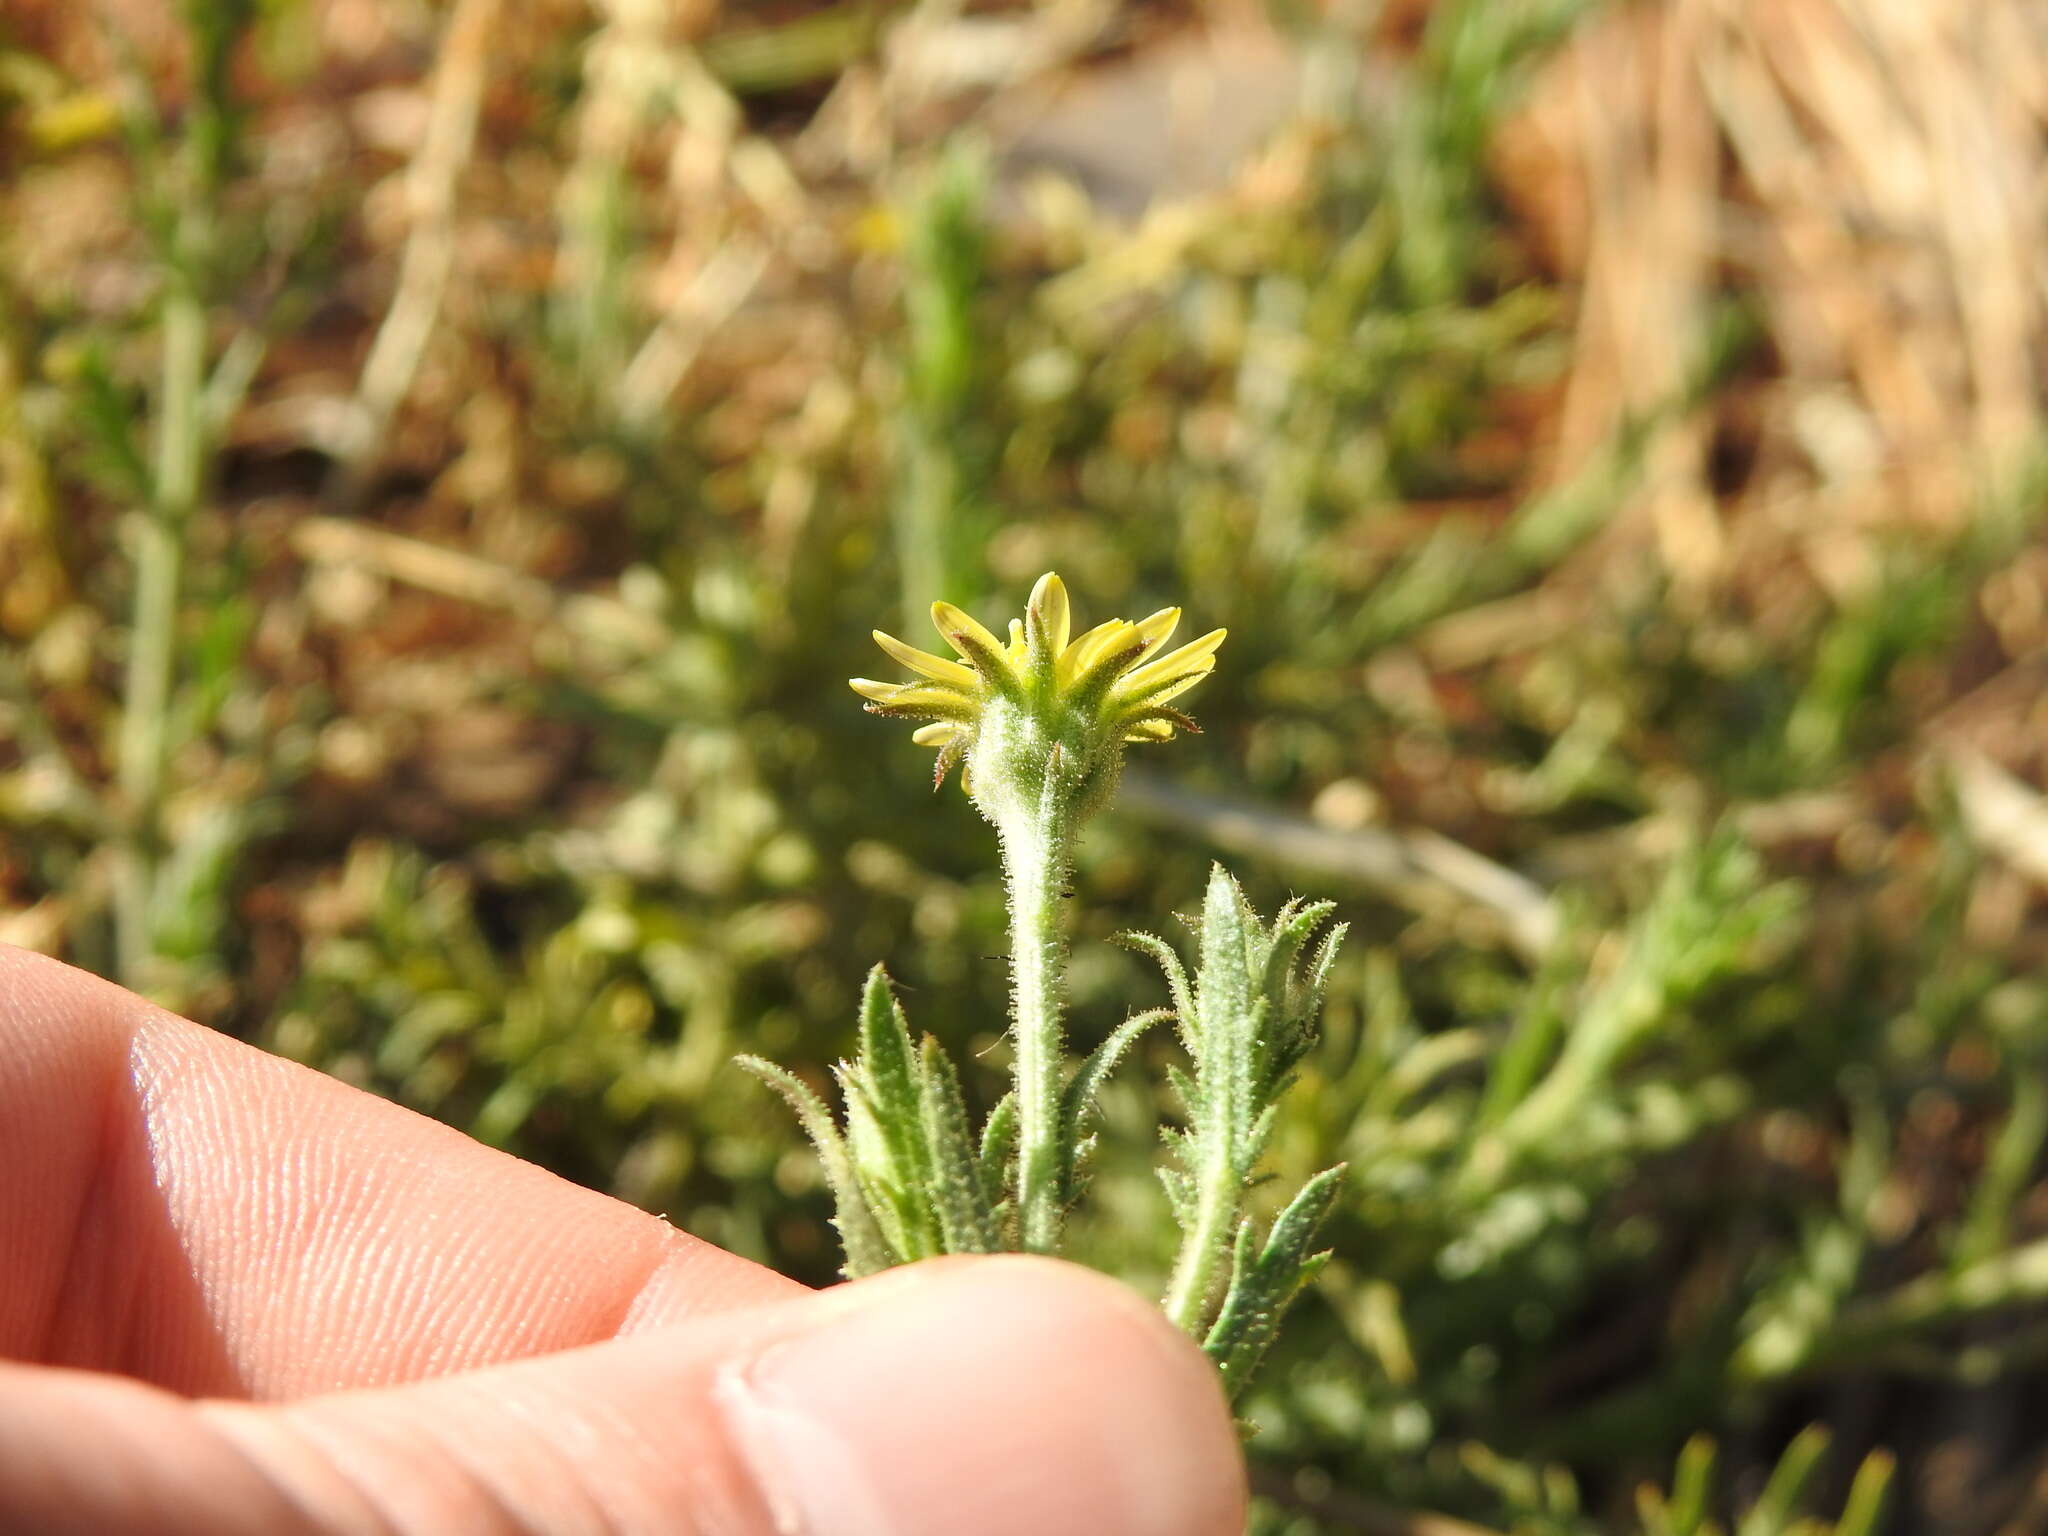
[[911, 722, 961, 745], [1120, 627, 1225, 694], [1128, 606, 1181, 657], [873, 629, 977, 690], [931, 601, 1017, 682], [1123, 718, 1176, 742], [1060, 618, 1135, 681], [1028, 572, 1071, 655]]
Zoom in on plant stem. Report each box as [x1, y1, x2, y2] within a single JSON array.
[[998, 773, 1076, 1254], [114, 281, 204, 985], [1163, 1139, 1239, 1332]]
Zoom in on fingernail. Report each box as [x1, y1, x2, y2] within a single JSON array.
[[713, 1257, 1245, 1536]]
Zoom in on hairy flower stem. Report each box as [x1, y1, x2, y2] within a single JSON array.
[[997, 774, 1077, 1254]]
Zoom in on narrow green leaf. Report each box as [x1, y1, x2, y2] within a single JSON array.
[[1260, 899, 1336, 1002], [1241, 1101, 1281, 1173], [1202, 1165, 1345, 1400], [1196, 865, 1254, 1053], [1833, 1451, 1894, 1536], [1300, 920, 1349, 1009], [917, 1037, 1000, 1253], [1738, 1426, 1831, 1536], [1262, 1164, 1346, 1270], [1473, 930, 1576, 1133], [735, 1056, 897, 1278], [1666, 1435, 1718, 1536], [1224, 996, 1272, 1172], [978, 1090, 1017, 1211], [1262, 1016, 1318, 1098], [1202, 1222, 1268, 1395], [1160, 1166, 1196, 1228], [1116, 930, 1197, 1047], [1057, 1008, 1168, 1199], [855, 965, 930, 1185], [1952, 1069, 2048, 1272], [840, 1071, 938, 1262]]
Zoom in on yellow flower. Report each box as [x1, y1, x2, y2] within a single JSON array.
[[851, 573, 1226, 799]]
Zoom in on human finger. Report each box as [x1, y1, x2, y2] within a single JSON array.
[[0, 1256, 1247, 1536], [0, 944, 800, 1397]]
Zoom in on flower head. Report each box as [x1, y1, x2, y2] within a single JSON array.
[[851, 573, 1225, 821]]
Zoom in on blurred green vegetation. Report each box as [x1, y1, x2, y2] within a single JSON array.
[[5, 0, 2048, 1531]]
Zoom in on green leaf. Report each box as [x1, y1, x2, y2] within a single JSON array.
[[1473, 917, 1578, 1132], [735, 1056, 897, 1278], [978, 1091, 1017, 1212], [1952, 1069, 2048, 1272], [1159, 1166, 1196, 1228], [1665, 1435, 1718, 1536], [1738, 1426, 1831, 1536], [853, 965, 932, 1195], [917, 1037, 1000, 1253], [1197, 867, 1256, 1035], [1116, 930, 1197, 1048], [1225, 997, 1272, 1173], [1300, 920, 1349, 1008], [1056, 1007, 1168, 1200], [1834, 1451, 1895, 1536], [1241, 1101, 1281, 1173], [840, 1071, 938, 1262], [1260, 898, 1337, 1002], [1201, 1164, 1345, 1401], [1189, 868, 1256, 1167]]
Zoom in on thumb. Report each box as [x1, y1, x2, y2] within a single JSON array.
[[5, 1256, 1247, 1535]]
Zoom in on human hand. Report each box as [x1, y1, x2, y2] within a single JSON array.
[[0, 946, 1245, 1535]]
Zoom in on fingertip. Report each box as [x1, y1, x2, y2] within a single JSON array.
[[716, 1255, 1247, 1536]]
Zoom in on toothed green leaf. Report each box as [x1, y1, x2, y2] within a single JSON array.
[[917, 1036, 1000, 1253], [1201, 1164, 1345, 1401], [1157, 867, 1346, 1373]]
